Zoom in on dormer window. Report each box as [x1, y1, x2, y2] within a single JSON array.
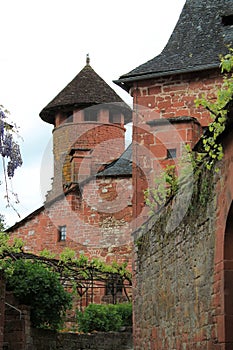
[[222, 15, 233, 26]]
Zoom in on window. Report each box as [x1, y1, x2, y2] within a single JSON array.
[[167, 148, 177, 159], [58, 225, 66, 241], [84, 108, 98, 122], [65, 114, 73, 123], [222, 15, 233, 26], [109, 113, 121, 124], [63, 110, 73, 123]]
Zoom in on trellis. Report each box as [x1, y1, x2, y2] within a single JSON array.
[[0, 250, 132, 309]]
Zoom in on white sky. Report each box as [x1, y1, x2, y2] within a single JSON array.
[[0, 0, 186, 227]]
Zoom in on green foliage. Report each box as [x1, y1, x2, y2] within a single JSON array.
[[0, 231, 23, 256], [0, 237, 132, 330], [59, 247, 76, 262], [144, 165, 178, 213], [76, 303, 132, 333], [39, 248, 56, 259], [0, 214, 6, 231], [5, 259, 72, 330], [114, 302, 132, 326], [58, 248, 132, 283], [195, 48, 233, 170]]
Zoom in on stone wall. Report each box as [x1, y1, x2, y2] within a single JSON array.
[[3, 292, 31, 350], [133, 169, 218, 349], [7, 176, 133, 307], [131, 68, 223, 219], [8, 177, 132, 263], [30, 329, 133, 350], [2, 286, 133, 350], [49, 120, 125, 202], [131, 69, 222, 127]]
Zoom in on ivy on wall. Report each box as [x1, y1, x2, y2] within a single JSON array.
[[195, 48, 233, 170], [145, 50, 233, 214]]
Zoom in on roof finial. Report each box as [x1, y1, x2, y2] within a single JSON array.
[[86, 53, 90, 65]]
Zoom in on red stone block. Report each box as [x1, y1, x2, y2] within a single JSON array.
[[149, 86, 162, 95]]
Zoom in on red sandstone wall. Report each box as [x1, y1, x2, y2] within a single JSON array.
[[8, 176, 133, 307], [131, 69, 223, 220], [131, 67, 233, 348], [213, 129, 233, 347], [9, 176, 133, 266], [48, 121, 125, 202], [131, 69, 222, 126]]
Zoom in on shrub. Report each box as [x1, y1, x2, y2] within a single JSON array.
[[76, 302, 132, 333], [114, 302, 132, 326], [6, 259, 72, 330]]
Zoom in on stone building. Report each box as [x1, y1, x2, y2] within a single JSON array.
[[7, 0, 233, 347], [114, 0, 233, 348], [7, 57, 133, 304]]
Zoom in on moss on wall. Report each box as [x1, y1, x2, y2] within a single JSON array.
[[133, 166, 217, 349]]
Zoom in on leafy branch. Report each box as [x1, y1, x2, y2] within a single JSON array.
[[195, 48, 233, 170], [0, 105, 23, 215], [144, 165, 178, 214]]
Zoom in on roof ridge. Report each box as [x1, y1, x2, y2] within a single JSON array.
[[40, 63, 129, 124], [115, 0, 233, 91]]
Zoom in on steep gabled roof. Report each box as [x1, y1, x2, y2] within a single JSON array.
[[115, 0, 233, 91], [97, 144, 132, 177], [40, 62, 131, 124]]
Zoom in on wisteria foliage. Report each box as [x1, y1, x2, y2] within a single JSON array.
[[0, 106, 22, 178]]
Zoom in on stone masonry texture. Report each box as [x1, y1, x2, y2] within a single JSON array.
[[133, 169, 217, 349]]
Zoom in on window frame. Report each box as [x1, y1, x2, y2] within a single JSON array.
[[167, 148, 177, 159], [58, 225, 67, 242], [84, 108, 98, 122]]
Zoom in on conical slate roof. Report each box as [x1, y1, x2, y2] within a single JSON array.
[[40, 61, 130, 124], [115, 0, 233, 91]]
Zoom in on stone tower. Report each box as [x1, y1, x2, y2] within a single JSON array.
[[40, 56, 131, 202], [115, 0, 233, 221], [115, 0, 233, 348]]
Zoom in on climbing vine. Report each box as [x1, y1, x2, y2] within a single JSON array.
[[144, 165, 178, 214], [0, 233, 132, 327], [195, 48, 233, 170], [145, 50, 233, 214]]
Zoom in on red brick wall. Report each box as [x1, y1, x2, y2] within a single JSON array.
[[131, 66, 233, 348], [4, 292, 31, 350], [131, 69, 222, 126], [9, 178, 132, 254], [8, 177, 133, 307], [131, 69, 223, 219], [132, 127, 233, 350], [213, 129, 233, 348], [9, 176, 133, 269], [47, 119, 125, 202]]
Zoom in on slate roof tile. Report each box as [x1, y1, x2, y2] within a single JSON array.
[[115, 0, 233, 91], [40, 63, 131, 124], [97, 144, 132, 177]]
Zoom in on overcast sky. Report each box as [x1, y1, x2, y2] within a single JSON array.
[[0, 0, 186, 227]]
